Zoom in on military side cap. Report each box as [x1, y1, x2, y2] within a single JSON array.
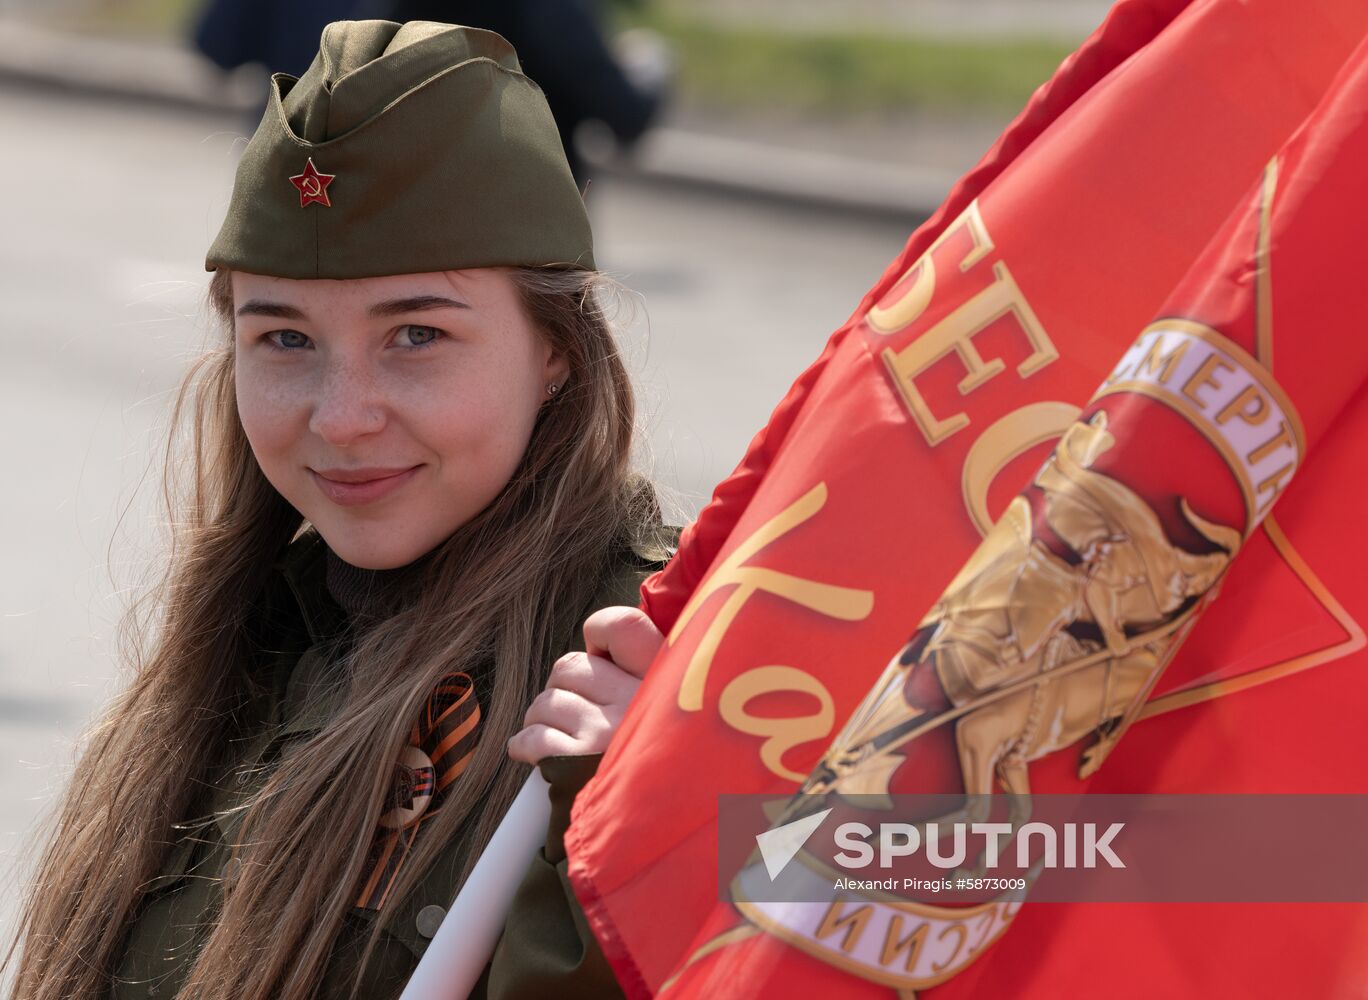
[[206, 20, 594, 278]]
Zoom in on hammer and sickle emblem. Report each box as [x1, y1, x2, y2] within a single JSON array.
[[289, 157, 336, 208]]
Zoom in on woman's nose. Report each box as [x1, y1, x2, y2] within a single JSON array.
[[308, 362, 387, 445]]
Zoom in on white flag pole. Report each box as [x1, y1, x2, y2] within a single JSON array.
[[398, 771, 551, 1000]]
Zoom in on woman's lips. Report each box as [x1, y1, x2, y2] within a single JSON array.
[[310, 465, 422, 506]]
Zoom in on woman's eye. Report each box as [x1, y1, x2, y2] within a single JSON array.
[[266, 329, 311, 350], [396, 325, 443, 349]]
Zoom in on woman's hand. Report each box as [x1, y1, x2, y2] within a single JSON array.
[[507, 606, 664, 764]]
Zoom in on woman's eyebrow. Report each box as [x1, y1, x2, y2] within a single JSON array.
[[368, 295, 472, 317], [237, 300, 307, 319], [234, 295, 471, 320]]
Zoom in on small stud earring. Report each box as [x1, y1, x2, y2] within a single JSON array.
[[546, 382, 561, 397]]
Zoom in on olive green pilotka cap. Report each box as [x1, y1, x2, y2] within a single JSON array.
[[205, 20, 595, 278]]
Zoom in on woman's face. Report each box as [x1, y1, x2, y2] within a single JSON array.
[[232, 268, 568, 569]]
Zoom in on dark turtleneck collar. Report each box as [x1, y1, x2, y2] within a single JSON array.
[[322, 543, 435, 624]]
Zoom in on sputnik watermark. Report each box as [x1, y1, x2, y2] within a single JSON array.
[[830, 820, 1124, 871], [750, 805, 1123, 887], [719, 794, 1368, 904]]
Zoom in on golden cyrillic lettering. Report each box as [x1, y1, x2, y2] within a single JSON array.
[[1247, 420, 1294, 465], [1216, 384, 1270, 427], [671, 483, 874, 712], [1255, 462, 1295, 509], [881, 262, 1059, 446], [866, 201, 994, 335], [880, 916, 930, 971], [718, 666, 835, 782], [815, 899, 874, 954], [1132, 335, 1191, 384], [961, 401, 1080, 535], [1181, 354, 1235, 409], [930, 922, 968, 973], [965, 910, 999, 958]]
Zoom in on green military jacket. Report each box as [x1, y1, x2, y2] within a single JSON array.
[[110, 524, 675, 999]]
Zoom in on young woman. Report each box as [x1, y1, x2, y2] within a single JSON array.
[[6, 19, 673, 1000]]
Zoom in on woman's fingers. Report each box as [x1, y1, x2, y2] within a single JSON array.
[[545, 651, 639, 706], [581, 606, 664, 679], [506, 606, 664, 765], [506, 722, 587, 764], [523, 686, 614, 736], [510, 688, 623, 761]]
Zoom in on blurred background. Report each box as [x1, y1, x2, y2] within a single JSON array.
[[0, 0, 1110, 959]]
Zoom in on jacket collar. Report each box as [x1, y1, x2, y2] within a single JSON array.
[[272, 526, 351, 645]]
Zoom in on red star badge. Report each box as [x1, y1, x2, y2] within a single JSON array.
[[289, 158, 335, 208]]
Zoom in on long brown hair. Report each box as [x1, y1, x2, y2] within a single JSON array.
[[6, 264, 659, 999]]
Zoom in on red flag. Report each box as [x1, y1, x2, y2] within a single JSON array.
[[568, 0, 1368, 996]]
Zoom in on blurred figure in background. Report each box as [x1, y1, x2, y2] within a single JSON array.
[[192, 0, 386, 79], [192, 0, 671, 186], [393, 0, 670, 185]]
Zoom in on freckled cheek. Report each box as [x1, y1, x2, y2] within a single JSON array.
[[415, 381, 538, 481], [235, 364, 311, 474]]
